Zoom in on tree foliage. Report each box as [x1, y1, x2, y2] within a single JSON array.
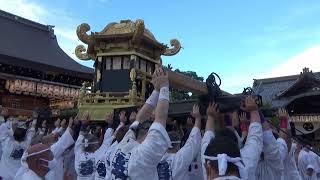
[[170, 69, 204, 101]]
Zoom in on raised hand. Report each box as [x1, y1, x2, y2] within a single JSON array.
[[192, 104, 202, 128], [239, 112, 248, 122], [61, 119, 67, 128], [129, 111, 137, 122], [241, 96, 259, 112], [32, 111, 38, 119], [206, 102, 220, 119], [151, 71, 160, 91], [105, 112, 114, 125], [278, 108, 288, 117], [119, 111, 127, 124], [68, 117, 74, 128], [191, 104, 201, 120], [155, 68, 169, 88], [1, 107, 8, 116], [55, 118, 61, 127], [82, 111, 90, 125], [42, 120, 47, 128], [73, 114, 80, 125]]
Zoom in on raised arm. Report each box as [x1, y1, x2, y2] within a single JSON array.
[[278, 108, 292, 153], [98, 113, 115, 151], [25, 114, 38, 146], [262, 121, 283, 173], [75, 112, 89, 154], [202, 102, 219, 153], [240, 96, 263, 176], [51, 117, 75, 158], [154, 68, 169, 127], [51, 118, 61, 134], [0, 119, 13, 142], [132, 68, 171, 168], [173, 104, 202, 174], [135, 71, 160, 124]]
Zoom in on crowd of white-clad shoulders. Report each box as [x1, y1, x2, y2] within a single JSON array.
[[0, 67, 319, 180]]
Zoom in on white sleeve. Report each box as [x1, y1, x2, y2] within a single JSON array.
[[172, 127, 201, 175], [51, 128, 75, 158], [120, 121, 139, 143], [0, 121, 11, 142], [263, 130, 283, 173], [277, 138, 288, 162], [201, 130, 215, 180], [25, 126, 36, 146], [97, 128, 114, 151], [201, 131, 215, 157], [133, 122, 171, 167], [240, 122, 263, 176], [116, 122, 125, 131], [75, 133, 84, 155], [51, 127, 59, 134]]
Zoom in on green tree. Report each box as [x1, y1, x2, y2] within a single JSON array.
[[170, 69, 204, 101]]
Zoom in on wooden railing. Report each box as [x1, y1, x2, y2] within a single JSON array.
[[79, 91, 144, 106]]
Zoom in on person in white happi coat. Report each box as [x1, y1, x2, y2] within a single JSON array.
[[74, 112, 115, 180], [109, 68, 171, 180], [104, 114, 131, 180], [298, 146, 317, 180], [19, 143, 59, 179], [156, 104, 202, 180], [0, 106, 7, 160], [202, 96, 263, 180], [308, 149, 320, 178], [14, 118, 75, 180], [255, 120, 283, 180], [0, 113, 37, 180], [95, 112, 128, 180], [276, 109, 302, 180]]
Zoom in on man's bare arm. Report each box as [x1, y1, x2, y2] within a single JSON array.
[[154, 68, 169, 127], [135, 70, 161, 123]]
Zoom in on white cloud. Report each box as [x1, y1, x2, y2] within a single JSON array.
[[221, 45, 320, 93], [259, 45, 320, 78], [0, 0, 46, 23], [54, 28, 78, 42]]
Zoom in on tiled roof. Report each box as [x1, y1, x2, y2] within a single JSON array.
[[252, 70, 320, 108], [0, 9, 94, 79]]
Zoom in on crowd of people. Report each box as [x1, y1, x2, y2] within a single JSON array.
[[0, 67, 319, 180]]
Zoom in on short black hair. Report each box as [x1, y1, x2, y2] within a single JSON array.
[[82, 133, 99, 152], [14, 128, 27, 142], [136, 120, 153, 139], [168, 131, 181, 148], [204, 136, 241, 176], [215, 127, 238, 145]]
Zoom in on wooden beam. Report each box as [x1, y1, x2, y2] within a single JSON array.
[[167, 70, 232, 95]]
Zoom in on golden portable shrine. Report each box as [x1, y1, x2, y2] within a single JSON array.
[[75, 19, 183, 120]]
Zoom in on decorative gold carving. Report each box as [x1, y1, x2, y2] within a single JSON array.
[[132, 19, 145, 46], [130, 68, 137, 103], [141, 73, 146, 100], [98, 20, 156, 41], [96, 69, 101, 83], [163, 39, 181, 56], [76, 23, 94, 45], [75, 45, 91, 60]]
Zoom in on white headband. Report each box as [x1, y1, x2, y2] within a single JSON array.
[[169, 140, 181, 148], [83, 139, 99, 147], [203, 153, 247, 179], [21, 147, 51, 163]]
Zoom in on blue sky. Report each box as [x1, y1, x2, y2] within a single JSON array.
[[1, 0, 320, 93]]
